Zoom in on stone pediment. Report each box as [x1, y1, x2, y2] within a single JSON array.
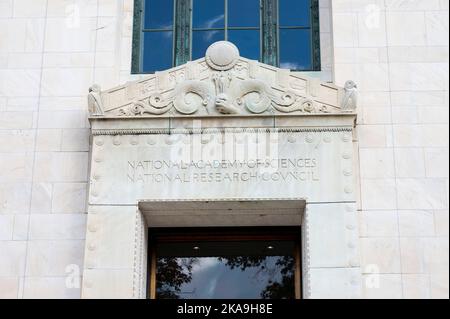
[[88, 41, 357, 119]]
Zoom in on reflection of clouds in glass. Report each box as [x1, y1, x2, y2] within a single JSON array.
[[179, 258, 223, 298], [200, 14, 224, 28], [280, 62, 305, 70], [156, 23, 173, 30], [175, 256, 288, 298], [198, 14, 225, 41], [204, 30, 220, 41], [191, 257, 219, 274], [194, 258, 222, 298], [163, 31, 173, 39], [206, 272, 219, 297]]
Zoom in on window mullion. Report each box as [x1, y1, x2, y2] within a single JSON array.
[[224, 0, 228, 41], [261, 0, 278, 67], [311, 0, 321, 71], [131, 0, 144, 73], [174, 0, 191, 66]]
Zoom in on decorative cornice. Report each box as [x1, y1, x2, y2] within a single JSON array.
[[91, 127, 354, 136]]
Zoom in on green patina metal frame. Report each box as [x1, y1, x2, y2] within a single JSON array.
[[132, 0, 320, 74]]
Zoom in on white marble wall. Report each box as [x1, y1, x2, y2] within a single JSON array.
[[1, 0, 448, 299], [0, 0, 334, 299], [0, 0, 133, 298], [332, 0, 449, 298]]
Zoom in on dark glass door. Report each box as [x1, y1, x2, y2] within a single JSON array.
[[148, 228, 301, 299]]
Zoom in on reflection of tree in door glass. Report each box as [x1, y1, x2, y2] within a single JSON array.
[[156, 257, 198, 299], [156, 256, 295, 299]]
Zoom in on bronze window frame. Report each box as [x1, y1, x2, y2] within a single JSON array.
[[132, 0, 321, 73]]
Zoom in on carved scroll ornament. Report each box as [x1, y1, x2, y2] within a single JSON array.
[[89, 41, 356, 118], [115, 74, 331, 117]]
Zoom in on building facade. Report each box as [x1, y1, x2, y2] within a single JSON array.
[[0, 0, 448, 299]]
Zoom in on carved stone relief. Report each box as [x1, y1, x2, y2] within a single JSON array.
[[88, 84, 104, 116], [88, 41, 357, 118], [341, 80, 358, 111]]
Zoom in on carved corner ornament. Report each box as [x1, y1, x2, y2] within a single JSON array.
[[88, 84, 104, 116], [88, 41, 357, 118], [341, 80, 358, 112]]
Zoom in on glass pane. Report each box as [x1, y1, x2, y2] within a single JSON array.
[[156, 240, 296, 299], [192, 30, 225, 59], [142, 32, 173, 72], [279, 29, 312, 70], [193, 0, 225, 29], [279, 0, 311, 27], [228, 30, 260, 60], [228, 0, 260, 27], [144, 0, 174, 29]]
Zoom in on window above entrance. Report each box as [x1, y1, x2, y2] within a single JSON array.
[[132, 0, 321, 73]]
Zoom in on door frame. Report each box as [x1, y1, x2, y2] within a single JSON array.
[[147, 226, 303, 299]]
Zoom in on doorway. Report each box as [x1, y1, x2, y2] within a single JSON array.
[[148, 227, 302, 299]]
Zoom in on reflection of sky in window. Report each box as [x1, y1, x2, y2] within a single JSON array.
[[228, 0, 260, 27], [279, 29, 312, 71], [163, 257, 286, 299], [279, 0, 311, 27], [201, 14, 225, 29], [193, 0, 225, 28], [142, 32, 173, 72], [228, 30, 260, 60], [144, 0, 174, 29], [192, 30, 225, 59]]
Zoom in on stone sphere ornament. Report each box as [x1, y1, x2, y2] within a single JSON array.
[[205, 41, 240, 71]]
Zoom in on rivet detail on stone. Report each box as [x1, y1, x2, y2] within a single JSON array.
[[201, 135, 212, 144], [130, 136, 139, 145], [343, 169, 352, 177], [113, 136, 121, 146], [342, 133, 351, 142], [86, 262, 96, 269], [147, 137, 156, 145]]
